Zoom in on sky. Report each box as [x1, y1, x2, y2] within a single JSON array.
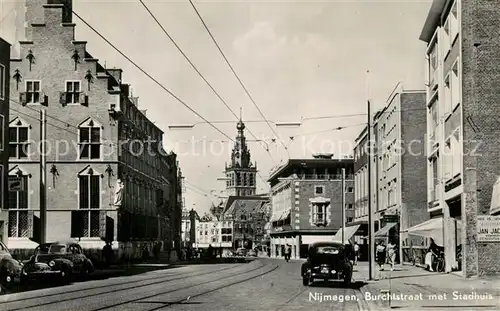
[[1, 0, 432, 215]]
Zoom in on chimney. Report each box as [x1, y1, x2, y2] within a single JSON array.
[[107, 68, 122, 84], [121, 84, 130, 97]]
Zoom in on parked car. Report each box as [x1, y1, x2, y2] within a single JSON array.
[[0, 241, 23, 286], [301, 242, 353, 286], [247, 249, 257, 257], [235, 248, 247, 257], [21, 241, 94, 284]]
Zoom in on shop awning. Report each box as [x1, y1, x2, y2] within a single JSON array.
[[402, 217, 462, 247], [270, 213, 280, 222], [332, 225, 360, 243], [375, 222, 398, 237], [301, 235, 337, 245], [490, 177, 500, 215]]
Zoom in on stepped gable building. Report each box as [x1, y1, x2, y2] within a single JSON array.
[[224, 118, 257, 197], [6, 0, 181, 258]]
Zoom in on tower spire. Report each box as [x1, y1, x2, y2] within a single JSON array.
[[240, 107, 242, 121]]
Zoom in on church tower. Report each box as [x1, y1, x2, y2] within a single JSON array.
[[225, 113, 257, 196]]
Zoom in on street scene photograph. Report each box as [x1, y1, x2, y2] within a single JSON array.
[[0, 0, 500, 310]]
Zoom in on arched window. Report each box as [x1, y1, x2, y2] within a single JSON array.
[[9, 117, 30, 159], [78, 118, 102, 160]]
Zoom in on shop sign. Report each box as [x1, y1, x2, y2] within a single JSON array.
[[477, 215, 500, 242], [383, 214, 399, 223]]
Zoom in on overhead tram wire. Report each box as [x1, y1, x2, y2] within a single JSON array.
[[187, 0, 290, 158], [138, 0, 277, 167], [71, 10, 234, 143]]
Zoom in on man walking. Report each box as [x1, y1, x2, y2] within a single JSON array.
[[353, 242, 360, 265], [285, 244, 292, 262]]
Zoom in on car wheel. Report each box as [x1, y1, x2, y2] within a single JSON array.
[[302, 277, 309, 286]]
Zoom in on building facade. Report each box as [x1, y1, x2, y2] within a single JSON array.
[[222, 197, 269, 249], [420, 0, 500, 277], [352, 126, 369, 241], [371, 84, 428, 263], [224, 119, 257, 197], [6, 1, 181, 258], [0, 38, 10, 244], [195, 214, 233, 250], [181, 208, 199, 247], [268, 154, 355, 259]]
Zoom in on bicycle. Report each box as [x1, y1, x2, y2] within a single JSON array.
[[434, 254, 445, 272]]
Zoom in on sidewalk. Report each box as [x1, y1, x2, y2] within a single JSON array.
[[353, 262, 500, 310]]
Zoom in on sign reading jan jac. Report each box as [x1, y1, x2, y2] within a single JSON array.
[[477, 216, 500, 242]]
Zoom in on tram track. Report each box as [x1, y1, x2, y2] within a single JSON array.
[[1, 261, 261, 311]]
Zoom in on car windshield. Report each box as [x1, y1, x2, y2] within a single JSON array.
[[48, 244, 67, 254], [316, 246, 341, 254]]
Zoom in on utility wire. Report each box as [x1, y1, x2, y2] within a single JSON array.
[[72, 10, 235, 143], [187, 0, 290, 158], [138, 0, 277, 166]]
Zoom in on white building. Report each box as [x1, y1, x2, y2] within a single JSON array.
[[195, 219, 233, 250]]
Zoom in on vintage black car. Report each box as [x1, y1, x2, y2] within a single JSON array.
[[301, 242, 353, 286], [21, 241, 94, 284], [0, 241, 23, 286]]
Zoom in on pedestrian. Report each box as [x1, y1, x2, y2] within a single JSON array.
[[387, 239, 397, 271], [285, 244, 292, 262], [153, 241, 161, 261], [102, 241, 113, 268], [353, 242, 360, 265], [376, 241, 386, 272]]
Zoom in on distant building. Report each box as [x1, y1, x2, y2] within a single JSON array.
[[0, 38, 10, 244], [268, 154, 355, 259], [222, 197, 269, 249], [224, 119, 257, 197], [181, 208, 199, 247], [195, 213, 233, 251]]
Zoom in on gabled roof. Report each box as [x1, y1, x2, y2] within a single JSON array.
[[224, 199, 268, 216]]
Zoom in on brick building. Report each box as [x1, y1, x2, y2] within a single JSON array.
[[6, 0, 181, 258], [370, 84, 427, 264], [0, 38, 10, 244], [418, 0, 500, 277], [268, 154, 355, 259]]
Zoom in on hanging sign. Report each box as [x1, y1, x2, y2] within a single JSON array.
[[8, 177, 23, 192], [477, 215, 500, 242]]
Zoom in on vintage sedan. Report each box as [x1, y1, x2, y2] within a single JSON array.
[[21, 241, 94, 284], [0, 241, 23, 286], [301, 242, 353, 286]]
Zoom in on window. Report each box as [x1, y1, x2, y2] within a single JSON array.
[[444, 139, 453, 180], [312, 203, 326, 224], [443, 19, 451, 53], [78, 119, 101, 159], [315, 186, 324, 195], [0, 64, 4, 100], [9, 119, 29, 159], [451, 62, 460, 110], [429, 102, 439, 142], [347, 187, 353, 193], [8, 175, 29, 237], [78, 172, 101, 237], [450, 1, 459, 44], [451, 129, 462, 177], [347, 204, 353, 210], [444, 75, 452, 116], [26, 80, 41, 104], [65, 81, 81, 104], [347, 217, 354, 223]]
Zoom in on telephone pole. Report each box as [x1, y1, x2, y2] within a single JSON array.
[[341, 168, 345, 245], [40, 109, 47, 244], [367, 71, 375, 280]]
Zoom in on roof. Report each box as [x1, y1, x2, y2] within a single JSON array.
[[268, 158, 354, 182], [419, 0, 447, 42], [224, 199, 268, 216]]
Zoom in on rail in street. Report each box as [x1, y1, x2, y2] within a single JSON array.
[[0, 259, 369, 311]]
